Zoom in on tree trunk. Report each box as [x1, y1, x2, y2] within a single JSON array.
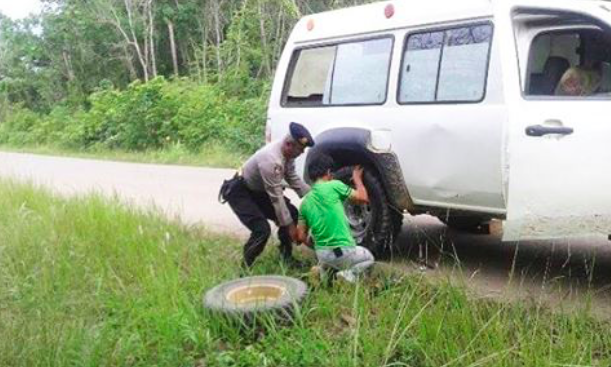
[[167, 20, 179, 77], [189, 39, 202, 81], [198, 17, 208, 83], [234, 0, 249, 75], [179, 42, 189, 74], [143, 31, 149, 76], [121, 0, 149, 81], [271, 8, 285, 69], [258, 1, 271, 78], [62, 49, 76, 82], [148, 0, 157, 77], [122, 42, 139, 80], [212, 0, 223, 77]]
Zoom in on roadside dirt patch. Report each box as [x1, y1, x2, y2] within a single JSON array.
[[389, 214, 611, 320]]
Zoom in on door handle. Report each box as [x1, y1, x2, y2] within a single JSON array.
[[525, 125, 574, 137]]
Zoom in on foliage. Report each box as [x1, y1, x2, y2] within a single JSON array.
[[0, 77, 266, 154], [0, 105, 42, 145], [0, 0, 382, 157], [2, 179, 611, 366]]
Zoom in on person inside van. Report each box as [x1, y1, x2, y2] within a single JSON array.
[[555, 65, 602, 96], [296, 154, 374, 283], [556, 38, 606, 96]]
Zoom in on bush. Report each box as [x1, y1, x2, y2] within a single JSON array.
[[83, 77, 175, 150], [222, 96, 266, 153], [0, 105, 42, 146], [35, 106, 86, 149], [0, 77, 268, 155], [170, 81, 229, 151]]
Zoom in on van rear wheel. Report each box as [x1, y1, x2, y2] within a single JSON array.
[[334, 167, 399, 257]]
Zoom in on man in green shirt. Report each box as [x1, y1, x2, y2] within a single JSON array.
[[296, 154, 374, 283]]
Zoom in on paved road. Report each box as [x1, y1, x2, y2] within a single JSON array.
[[0, 152, 258, 236], [2, 151, 611, 316]]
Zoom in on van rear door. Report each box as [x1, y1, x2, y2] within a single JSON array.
[[496, 1, 611, 240]]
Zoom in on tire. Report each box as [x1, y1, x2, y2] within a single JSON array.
[[203, 276, 307, 321], [334, 166, 397, 257]]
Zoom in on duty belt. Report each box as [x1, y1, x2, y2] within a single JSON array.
[[218, 170, 244, 204]]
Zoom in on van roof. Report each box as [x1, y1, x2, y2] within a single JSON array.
[[291, 0, 610, 43], [291, 0, 494, 43]]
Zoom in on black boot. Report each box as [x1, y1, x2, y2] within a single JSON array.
[[242, 220, 271, 270], [280, 243, 306, 268], [278, 225, 305, 268]]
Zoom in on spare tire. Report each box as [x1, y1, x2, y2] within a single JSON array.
[[334, 166, 399, 257], [203, 276, 308, 320]]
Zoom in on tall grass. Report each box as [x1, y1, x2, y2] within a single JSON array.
[[1, 179, 610, 366]]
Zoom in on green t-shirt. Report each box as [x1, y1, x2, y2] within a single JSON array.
[[298, 180, 355, 249]]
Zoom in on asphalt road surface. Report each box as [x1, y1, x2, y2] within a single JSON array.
[[2, 151, 611, 316], [0, 151, 251, 236]]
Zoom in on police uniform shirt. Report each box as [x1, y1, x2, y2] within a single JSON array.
[[242, 140, 310, 227]]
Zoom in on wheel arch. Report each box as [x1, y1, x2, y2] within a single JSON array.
[[305, 127, 414, 211]]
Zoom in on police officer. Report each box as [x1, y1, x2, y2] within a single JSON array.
[[220, 122, 314, 268]]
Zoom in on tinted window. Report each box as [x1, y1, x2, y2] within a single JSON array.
[[285, 46, 336, 107], [283, 37, 393, 107], [331, 38, 393, 104], [399, 24, 493, 104], [438, 25, 493, 101], [399, 32, 443, 103]]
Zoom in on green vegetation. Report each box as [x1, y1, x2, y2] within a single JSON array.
[[0, 1, 378, 162], [1, 179, 611, 366], [0, 77, 267, 159]]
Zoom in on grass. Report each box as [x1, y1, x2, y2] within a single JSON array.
[[1, 180, 611, 366], [0, 142, 246, 168]]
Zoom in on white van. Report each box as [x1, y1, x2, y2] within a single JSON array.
[[267, 0, 611, 254]]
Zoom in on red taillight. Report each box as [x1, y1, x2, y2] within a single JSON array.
[[384, 4, 395, 19], [307, 19, 315, 31]]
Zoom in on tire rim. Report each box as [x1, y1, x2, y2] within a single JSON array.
[[226, 284, 286, 306], [344, 202, 372, 243]]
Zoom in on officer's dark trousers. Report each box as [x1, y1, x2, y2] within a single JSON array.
[[226, 179, 298, 267]]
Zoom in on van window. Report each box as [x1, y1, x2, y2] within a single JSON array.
[[399, 24, 493, 104], [285, 46, 336, 107], [524, 26, 611, 98], [330, 38, 393, 104], [399, 32, 444, 103], [438, 26, 493, 101], [283, 37, 393, 107]]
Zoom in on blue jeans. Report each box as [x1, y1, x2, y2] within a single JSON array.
[[315, 246, 374, 276]]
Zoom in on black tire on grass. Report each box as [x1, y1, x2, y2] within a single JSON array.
[[203, 276, 308, 321]]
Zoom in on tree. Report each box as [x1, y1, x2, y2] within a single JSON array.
[[92, 0, 156, 81], [0, 0, 378, 113]]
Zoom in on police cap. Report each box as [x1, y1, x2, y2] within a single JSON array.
[[289, 122, 315, 147]]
